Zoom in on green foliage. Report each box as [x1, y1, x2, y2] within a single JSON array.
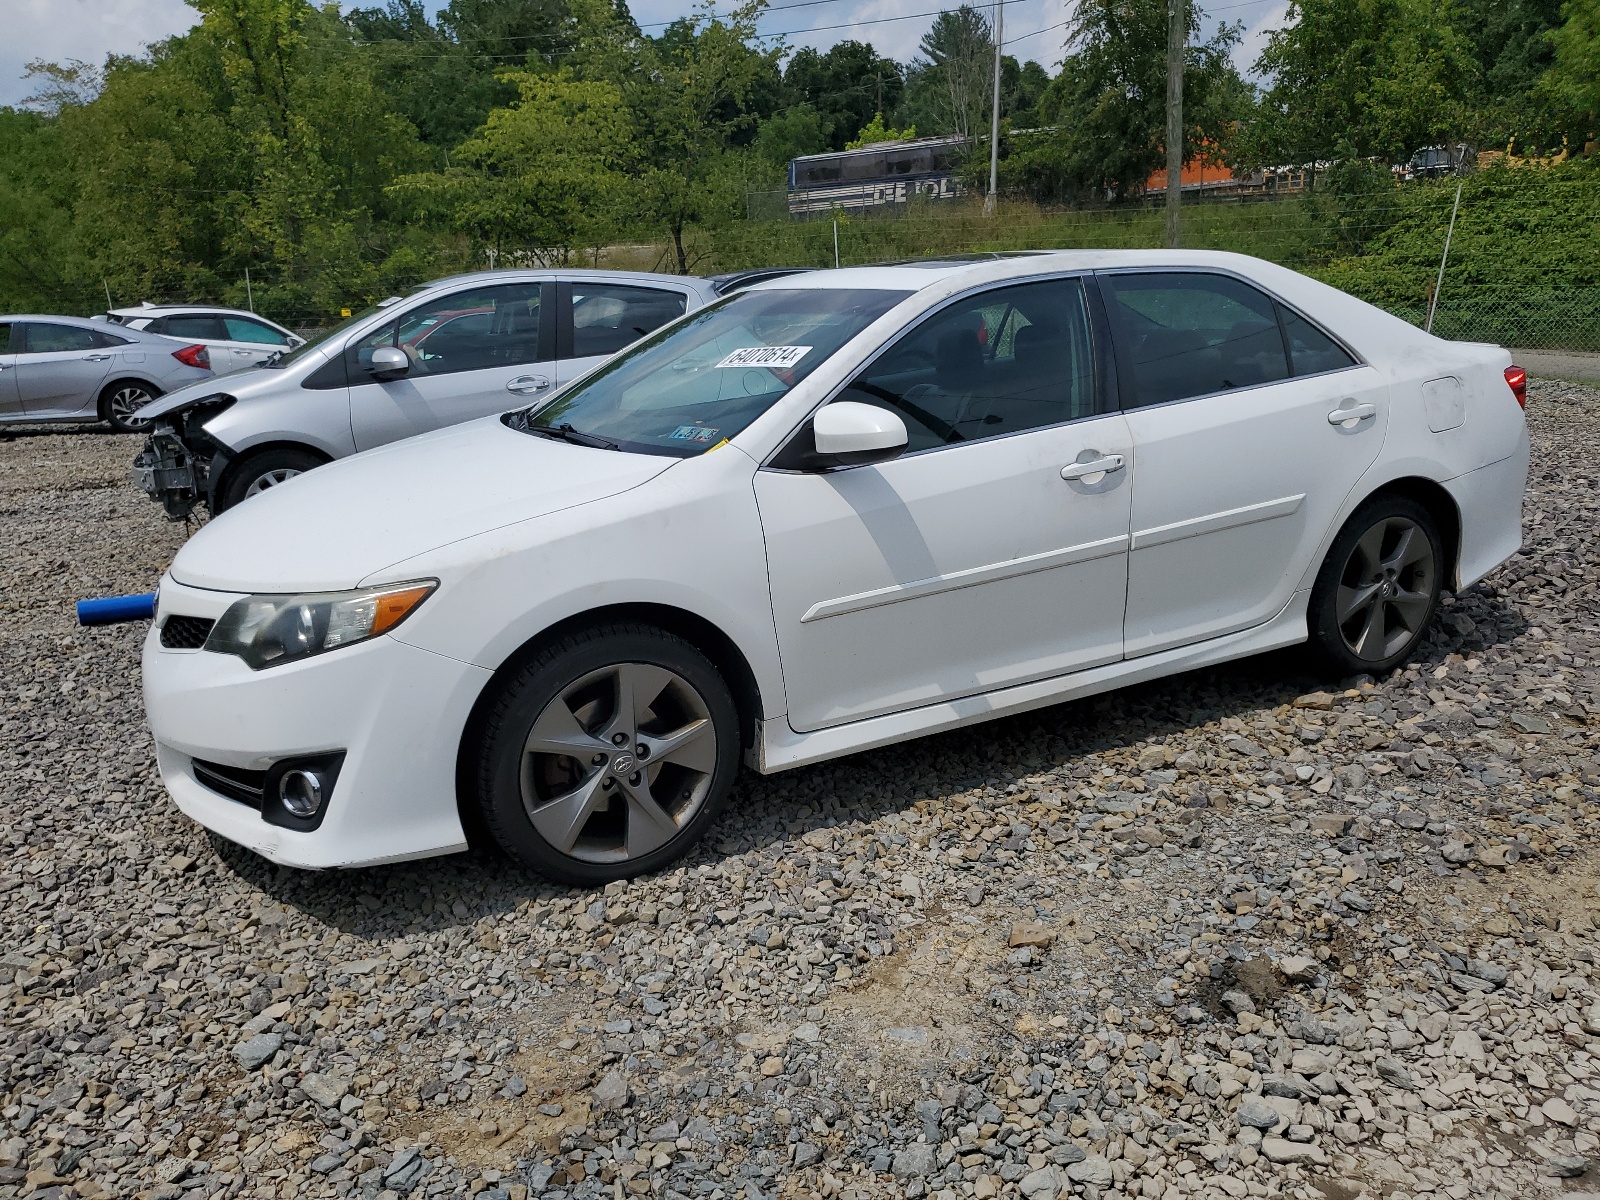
[[781, 41, 904, 152], [845, 113, 916, 150], [1546, 0, 1600, 138], [999, 0, 1248, 203], [899, 6, 994, 142]]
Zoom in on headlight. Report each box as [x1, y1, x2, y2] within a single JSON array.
[[204, 581, 436, 670]]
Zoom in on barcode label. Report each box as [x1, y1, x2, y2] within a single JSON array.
[[713, 345, 812, 369]]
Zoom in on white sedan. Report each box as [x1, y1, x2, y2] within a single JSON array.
[[142, 251, 1529, 882]]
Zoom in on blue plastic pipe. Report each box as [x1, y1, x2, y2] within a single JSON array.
[[77, 593, 157, 626]]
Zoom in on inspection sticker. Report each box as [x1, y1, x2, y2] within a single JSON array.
[[668, 425, 722, 443], [713, 345, 811, 369]]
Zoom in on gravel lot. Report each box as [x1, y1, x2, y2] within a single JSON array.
[[3, 380, 1599, 1200]]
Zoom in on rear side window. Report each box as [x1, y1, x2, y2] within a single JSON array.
[[0, 324, 10, 353], [570, 284, 688, 358], [1106, 272, 1289, 407], [155, 315, 230, 340], [1280, 307, 1356, 375], [90, 329, 129, 348], [20, 323, 99, 353]]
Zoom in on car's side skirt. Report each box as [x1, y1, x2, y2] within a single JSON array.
[[750, 590, 1309, 774]]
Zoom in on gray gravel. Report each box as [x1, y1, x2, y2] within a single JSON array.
[[2, 380, 1599, 1200]]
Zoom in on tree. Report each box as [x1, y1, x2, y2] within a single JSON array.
[[576, 0, 780, 272], [1001, 0, 1249, 202], [900, 6, 995, 142], [1545, 0, 1600, 141], [781, 41, 904, 150], [391, 69, 632, 262], [846, 112, 916, 149], [1243, 0, 1476, 167]]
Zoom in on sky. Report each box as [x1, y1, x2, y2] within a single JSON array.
[[1, 0, 1290, 109]]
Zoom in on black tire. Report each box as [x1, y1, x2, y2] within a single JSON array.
[[101, 379, 161, 433], [216, 447, 324, 512], [1309, 495, 1444, 677], [472, 624, 742, 885]]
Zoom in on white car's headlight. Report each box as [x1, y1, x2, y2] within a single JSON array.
[[205, 581, 436, 670]]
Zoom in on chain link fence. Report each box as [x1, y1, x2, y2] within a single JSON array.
[[729, 175, 1600, 353]]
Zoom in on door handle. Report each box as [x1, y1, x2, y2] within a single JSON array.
[[1061, 453, 1125, 482], [506, 375, 551, 394], [1327, 401, 1377, 428], [84, 354, 113, 362]]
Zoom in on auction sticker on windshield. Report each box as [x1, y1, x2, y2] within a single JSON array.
[[714, 346, 811, 369], [668, 425, 721, 443]]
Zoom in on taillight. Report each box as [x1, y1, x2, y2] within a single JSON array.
[[1504, 365, 1527, 409], [172, 344, 210, 370]]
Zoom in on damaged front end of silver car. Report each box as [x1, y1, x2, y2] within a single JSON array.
[[131, 393, 236, 522]]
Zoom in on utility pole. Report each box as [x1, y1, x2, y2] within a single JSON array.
[[1164, 0, 1184, 248], [983, 0, 1004, 216]]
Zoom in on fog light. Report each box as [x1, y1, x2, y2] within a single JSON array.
[[279, 769, 323, 817]]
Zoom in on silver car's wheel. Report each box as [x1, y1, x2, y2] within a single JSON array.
[[520, 661, 718, 865], [244, 467, 303, 497], [1310, 496, 1443, 676], [103, 382, 158, 432]]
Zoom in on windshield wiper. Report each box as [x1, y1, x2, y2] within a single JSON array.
[[526, 421, 620, 451]]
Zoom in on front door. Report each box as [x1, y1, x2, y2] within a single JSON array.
[[348, 281, 556, 450], [555, 281, 691, 386], [756, 276, 1132, 732], [14, 322, 114, 416], [1101, 270, 1390, 657]]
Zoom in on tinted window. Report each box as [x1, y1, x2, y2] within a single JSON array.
[[224, 316, 290, 346], [0, 324, 9, 353], [522, 288, 908, 458], [353, 283, 544, 378], [838, 277, 1097, 453], [1107, 273, 1289, 407], [158, 315, 230, 340], [90, 329, 129, 348], [1281, 307, 1356, 376], [571, 285, 688, 358], [21, 323, 98, 353]]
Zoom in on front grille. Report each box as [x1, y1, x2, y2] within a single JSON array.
[[160, 615, 215, 649], [192, 759, 266, 809]]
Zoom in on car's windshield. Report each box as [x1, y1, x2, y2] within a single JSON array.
[[515, 288, 910, 456]]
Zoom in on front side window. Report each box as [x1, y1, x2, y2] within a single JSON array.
[[519, 288, 909, 457], [20, 323, 98, 354], [571, 285, 688, 358], [352, 283, 545, 378], [1107, 272, 1289, 407], [836, 277, 1098, 453], [224, 316, 291, 346]]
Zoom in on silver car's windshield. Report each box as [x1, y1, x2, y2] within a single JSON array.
[[265, 304, 388, 368], [513, 288, 910, 456]]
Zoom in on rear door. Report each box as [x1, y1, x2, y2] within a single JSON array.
[[1101, 270, 1386, 656], [149, 314, 236, 372], [0, 323, 20, 415], [14, 322, 115, 416], [556, 280, 692, 385], [347, 281, 556, 450], [222, 315, 294, 369]]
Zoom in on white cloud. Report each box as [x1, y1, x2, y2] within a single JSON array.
[[1, 0, 198, 107]]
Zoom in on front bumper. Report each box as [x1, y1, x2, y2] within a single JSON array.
[[144, 576, 493, 869]]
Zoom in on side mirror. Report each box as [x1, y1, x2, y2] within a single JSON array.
[[812, 401, 908, 464], [370, 345, 410, 381]]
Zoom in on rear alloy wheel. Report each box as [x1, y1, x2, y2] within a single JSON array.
[[102, 381, 160, 433], [1309, 496, 1443, 676], [217, 447, 324, 512], [474, 625, 741, 885]]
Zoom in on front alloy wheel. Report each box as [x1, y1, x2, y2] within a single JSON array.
[[1310, 497, 1443, 676], [474, 626, 741, 884]]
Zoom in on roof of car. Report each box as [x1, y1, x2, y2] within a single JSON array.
[[421, 268, 711, 291], [0, 313, 187, 340], [109, 304, 274, 319], [747, 249, 1285, 292]]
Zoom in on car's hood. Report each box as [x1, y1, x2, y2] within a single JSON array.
[[136, 360, 298, 419], [168, 418, 677, 593]]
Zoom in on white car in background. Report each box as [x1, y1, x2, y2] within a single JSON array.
[[130, 270, 722, 517], [106, 304, 304, 374], [142, 251, 1528, 884]]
